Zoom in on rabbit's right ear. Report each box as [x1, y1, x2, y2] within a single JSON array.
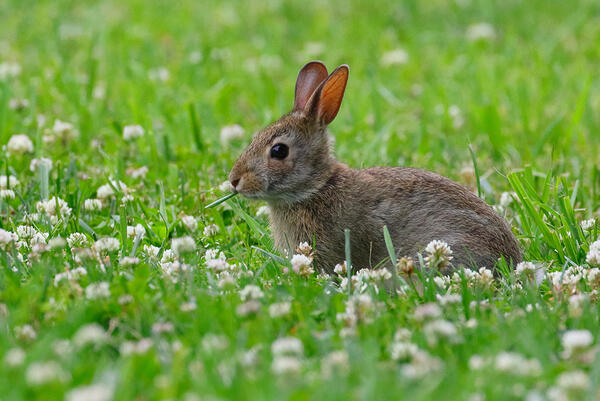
[[306, 64, 349, 126], [293, 61, 328, 112]]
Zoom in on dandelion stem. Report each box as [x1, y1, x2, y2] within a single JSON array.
[[345, 229, 352, 297], [205, 192, 237, 209], [383, 225, 398, 295]]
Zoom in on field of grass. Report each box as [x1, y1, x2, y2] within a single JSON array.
[[1, 0, 600, 400]]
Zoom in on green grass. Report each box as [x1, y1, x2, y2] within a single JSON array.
[[1, 0, 600, 400]]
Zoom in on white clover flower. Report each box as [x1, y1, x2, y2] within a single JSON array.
[[499, 192, 515, 208], [581, 219, 596, 231], [127, 166, 148, 179], [424, 240, 453, 269], [119, 256, 140, 266], [26, 361, 69, 386], [7, 134, 33, 155], [586, 241, 600, 266], [516, 261, 536, 275], [118, 294, 134, 305], [172, 236, 196, 255], [0, 189, 15, 199], [159, 260, 190, 279], [236, 300, 261, 317], [83, 198, 103, 211], [413, 303, 442, 322], [436, 293, 462, 306], [202, 333, 229, 353], [448, 105, 464, 129], [48, 237, 66, 249], [290, 254, 314, 277], [220, 124, 245, 144], [205, 249, 230, 272], [296, 242, 312, 256], [561, 330, 593, 357], [16, 225, 38, 240], [217, 271, 236, 289], [73, 323, 107, 348], [240, 284, 264, 301], [256, 205, 270, 217], [586, 268, 600, 288], [272, 337, 303, 356], [54, 267, 87, 286], [143, 244, 160, 258], [4, 347, 26, 367], [466, 22, 496, 41], [151, 322, 174, 335], [188, 50, 203, 64], [321, 350, 349, 377], [120, 338, 153, 355], [337, 293, 377, 326], [96, 179, 127, 200], [203, 223, 220, 237], [0, 62, 21, 79], [44, 119, 78, 143], [123, 125, 144, 141], [161, 249, 176, 263], [400, 349, 443, 379], [127, 224, 146, 239], [85, 282, 110, 299], [556, 370, 589, 392], [494, 352, 541, 376], [433, 276, 450, 289], [29, 157, 52, 173], [94, 237, 120, 253], [269, 301, 291, 318], [36, 196, 72, 223], [390, 341, 419, 361], [181, 215, 198, 231], [15, 324, 37, 341], [148, 67, 170, 81], [67, 232, 89, 248], [423, 319, 460, 346], [0, 175, 19, 189], [334, 262, 347, 275], [9, 98, 29, 110], [0, 228, 17, 250], [218, 180, 233, 192], [271, 355, 302, 375], [66, 384, 113, 401], [381, 48, 409, 66]]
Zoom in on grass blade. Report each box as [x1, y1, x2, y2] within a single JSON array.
[[345, 229, 352, 297], [205, 192, 237, 209]]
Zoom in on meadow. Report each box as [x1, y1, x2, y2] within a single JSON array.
[[1, 0, 600, 400]]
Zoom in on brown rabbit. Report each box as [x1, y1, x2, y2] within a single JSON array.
[[228, 61, 521, 274]]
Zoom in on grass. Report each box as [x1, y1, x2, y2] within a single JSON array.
[[1, 0, 600, 400]]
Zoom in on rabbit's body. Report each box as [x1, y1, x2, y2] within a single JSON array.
[[268, 162, 521, 273], [229, 61, 521, 273]]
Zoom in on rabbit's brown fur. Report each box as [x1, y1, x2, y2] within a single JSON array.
[[229, 61, 521, 273]]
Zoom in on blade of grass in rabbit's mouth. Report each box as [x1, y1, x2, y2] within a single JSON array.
[[205, 192, 237, 209]]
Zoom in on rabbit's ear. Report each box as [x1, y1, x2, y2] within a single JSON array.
[[307, 64, 349, 125], [294, 61, 329, 112]]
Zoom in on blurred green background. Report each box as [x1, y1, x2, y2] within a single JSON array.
[[2, 0, 599, 191]]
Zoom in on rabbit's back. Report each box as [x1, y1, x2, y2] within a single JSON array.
[[359, 167, 521, 270], [269, 164, 521, 273]]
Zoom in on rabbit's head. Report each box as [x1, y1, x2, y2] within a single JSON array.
[[228, 61, 349, 204]]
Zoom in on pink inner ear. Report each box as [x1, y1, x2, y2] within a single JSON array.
[[317, 65, 349, 125], [294, 62, 328, 112]]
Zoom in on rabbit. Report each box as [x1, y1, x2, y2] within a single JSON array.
[[228, 61, 522, 274]]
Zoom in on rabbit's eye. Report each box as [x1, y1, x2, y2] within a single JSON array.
[[270, 143, 289, 160]]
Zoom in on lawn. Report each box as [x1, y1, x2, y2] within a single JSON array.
[[1, 0, 600, 400]]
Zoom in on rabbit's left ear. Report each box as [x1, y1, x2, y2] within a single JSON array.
[[306, 64, 349, 125], [294, 61, 329, 112]]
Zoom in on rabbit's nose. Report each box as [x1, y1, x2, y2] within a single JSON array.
[[230, 177, 240, 190]]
